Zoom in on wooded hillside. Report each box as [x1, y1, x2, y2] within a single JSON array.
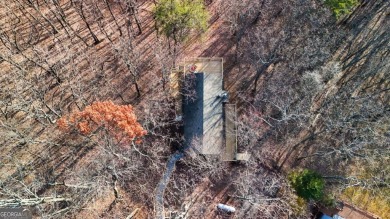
[[0, 0, 388, 218]]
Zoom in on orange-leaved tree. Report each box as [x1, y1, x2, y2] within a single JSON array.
[[58, 101, 146, 143]]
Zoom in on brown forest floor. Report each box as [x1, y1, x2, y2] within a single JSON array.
[[0, 0, 389, 218]]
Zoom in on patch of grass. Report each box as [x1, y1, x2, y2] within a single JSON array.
[[342, 187, 390, 219], [324, 0, 359, 19], [291, 196, 309, 216]]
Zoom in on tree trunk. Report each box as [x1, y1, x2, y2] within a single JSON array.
[[173, 32, 178, 67], [104, 0, 123, 36], [20, 0, 60, 35], [134, 80, 141, 98], [79, 3, 100, 45], [128, 1, 142, 34], [252, 62, 271, 94]]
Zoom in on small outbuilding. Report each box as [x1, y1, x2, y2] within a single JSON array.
[[170, 57, 250, 161]]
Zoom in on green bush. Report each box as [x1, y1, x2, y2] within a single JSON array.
[[288, 169, 325, 201], [322, 194, 336, 207], [153, 0, 208, 43], [324, 0, 359, 19]]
